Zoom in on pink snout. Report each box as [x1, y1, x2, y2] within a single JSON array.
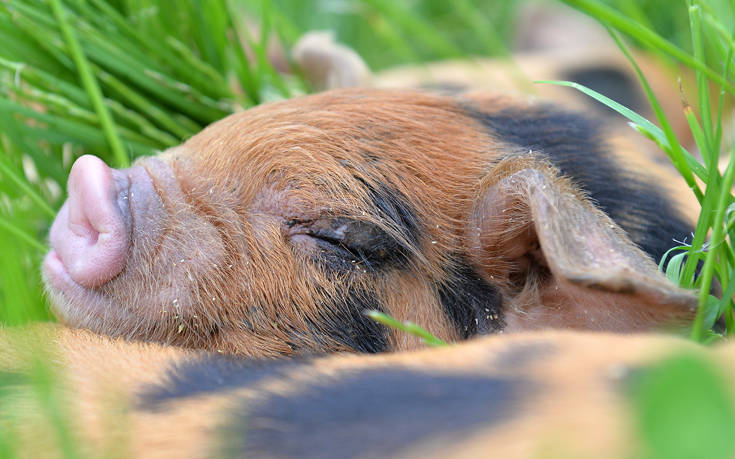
[[48, 155, 131, 288]]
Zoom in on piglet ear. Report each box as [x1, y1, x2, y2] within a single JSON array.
[[467, 155, 697, 332]]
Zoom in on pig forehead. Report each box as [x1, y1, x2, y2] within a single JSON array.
[[166, 90, 495, 223], [181, 90, 487, 164]]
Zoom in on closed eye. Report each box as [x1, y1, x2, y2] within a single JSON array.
[[287, 216, 409, 272]]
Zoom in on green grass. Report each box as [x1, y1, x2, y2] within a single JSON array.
[[365, 310, 448, 347], [0, 0, 734, 457], [629, 353, 735, 459]]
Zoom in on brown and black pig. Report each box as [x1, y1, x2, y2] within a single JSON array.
[[43, 88, 698, 358], [2, 325, 731, 458]]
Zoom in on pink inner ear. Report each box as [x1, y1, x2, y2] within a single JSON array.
[[468, 166, 696, 331], [504, 277, 689, 332], [466, 174, 538, 284], [49, 155, 130, 288]]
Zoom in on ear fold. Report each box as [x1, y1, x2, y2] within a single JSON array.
[[467, 155, 697, 332]]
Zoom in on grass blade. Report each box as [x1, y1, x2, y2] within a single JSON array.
[[561, 0, 735, 96], [693, 146, 735, 340], [0, 155, 55, 218], [49, 0, 129, 167], [365, 310, 448, 347], [535, 79, 707, 186]]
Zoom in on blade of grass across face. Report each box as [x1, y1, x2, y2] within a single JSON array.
[[365, 310, 448, 347]]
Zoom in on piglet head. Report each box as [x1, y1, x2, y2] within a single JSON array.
[[43, 90, 464, 357], [43, 89, 697, 357], [44, 149, 231, 352]]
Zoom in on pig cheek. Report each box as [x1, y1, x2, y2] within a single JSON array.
[[103, 209, 229, 330]]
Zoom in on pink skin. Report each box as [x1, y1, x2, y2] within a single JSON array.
[[42, 154, 171, 325], [47, 155, 130, 288]]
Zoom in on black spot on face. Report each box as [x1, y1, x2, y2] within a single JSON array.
[[439, 258, 504, 338], [361, 179, 422, 257], [284, 177, 416, 354], [223, 368, 529, 459], [291, 178, 418, 353], [464, 104, 695, 264], [298, 179, 420, 274], [302, 216, 410, 272], [306, 283, 389, 354]]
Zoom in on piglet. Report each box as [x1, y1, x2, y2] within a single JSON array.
[[44, 89, 697, 357]]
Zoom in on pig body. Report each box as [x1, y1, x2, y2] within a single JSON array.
[[1, 325, 730, 458], [44, 89, 697, 357]]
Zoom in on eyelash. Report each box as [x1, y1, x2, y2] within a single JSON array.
[[286, 217, 400, 272], [308, 230, 366, 261]]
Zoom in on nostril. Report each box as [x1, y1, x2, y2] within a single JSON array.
[[50, 155, 131, 288]]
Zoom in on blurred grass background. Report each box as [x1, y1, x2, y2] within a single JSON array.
[[1, 0, 735, 457]]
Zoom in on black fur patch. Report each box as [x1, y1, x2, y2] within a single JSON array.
[[301, 178, 417, 353], [439, 258, 504, 338], [221, 368, 528, 458], [308, 179, 420, 274], [307, 283, 389, 353], [307, 217, 411, 272], [138, 354, 304, 409], [362, 179, 422, 255], [465, 104, 695, 263], [561, 66, 646, 117]]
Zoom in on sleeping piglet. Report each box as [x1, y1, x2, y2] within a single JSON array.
[[43, 88, 698, 357]]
